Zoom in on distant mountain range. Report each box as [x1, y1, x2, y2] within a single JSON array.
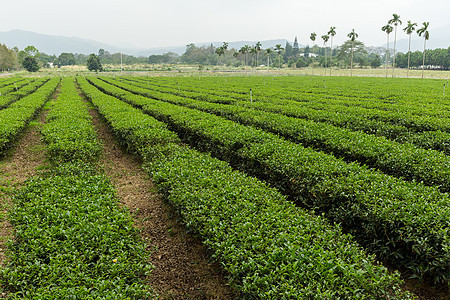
[[0, 30, 291, 57], [0, 29, 448, 57]]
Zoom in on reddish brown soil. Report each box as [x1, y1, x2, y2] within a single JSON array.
[[87, 101, 238, 299]]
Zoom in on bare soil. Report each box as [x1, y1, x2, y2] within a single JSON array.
[[86, 100, 238, 299]]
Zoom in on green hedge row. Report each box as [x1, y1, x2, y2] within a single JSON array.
[[137, 76, 449, 120], [97, 77, 450, 193], [77, 76, 411, 298], [0, 78, 25, 89], [0, 78, 48, 109], [120, 77, 450, 154], [41, 77, 101, 162], [0, 78, 30, 97], [0, 77, 153, 298], [0, 78, 59, 154], [90, 77, 450, 284], [1, 163, 152, 298]]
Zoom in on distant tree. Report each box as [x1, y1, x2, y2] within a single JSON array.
[[23, 45, 40, 58], [321, 34, 330, 73], [264, 48, 272, 70], [239, 45, 251, 66], [293, 37, 299, 56], [310, 33, 317, 49], [250, 46, 258, 67], [148, 52, 179, 64], [304, 45, 310, 58], [328, 26, 336, 75], [417, 21, 430, 78], [255, 41, 262, 67], [347, 29, 359, 76], [381, 24, 393, 78], [296, 57, 308, 68], [215, 46, 225, 65], [388, 14, 402, 77], [403, 20, 417, 77], [37, 53, 57, 67], [310, 32, 317, 75], [22, 56, 40, 72], [0, 44, 18, 71], [370, 54, 382, 68], [55, 53, 76, 67], [284, 41, 293, 62], [98, 48, 106, 58], [18, 45, 40, 67], [214, 42, 229, 65], [275, 44, 284, 68], [337, 40, 366, 67], [87, 53, 103, 72]]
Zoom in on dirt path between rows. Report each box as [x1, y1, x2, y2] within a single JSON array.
[[0, 96, 55, 267], [86, 101, 237, 299]]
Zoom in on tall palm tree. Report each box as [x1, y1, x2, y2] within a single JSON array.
[[327, 26, 336, 76], [347, 29, 358, 76], [215, 46, 224, 65], [321, 34, 330, 75], [310, 32, 317, 75], [275, 44, 284, 68], [403, 21, 417, 78], [255, 41, 262, 67], [381, 24, 393, 78], [265, 48, 272, 71], [239, 45, 251, 66], [250, 46, 257, 67], [417, 22, 430, 79], [239, 46, 247, 66], [388, 14, 402, 77]]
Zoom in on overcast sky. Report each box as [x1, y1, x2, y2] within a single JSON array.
[[1, 0, 449, 49]]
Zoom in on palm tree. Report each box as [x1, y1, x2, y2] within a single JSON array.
[[275, 44, 284, 68], [250, 46, 257, 67], [310, 32, 317, 75], [255, 41, 262, 67], [215, 46, 224, 65], [238, 47, 245, 65], [417, 22, 430, 78], [403, 21, 417, 78], [381, 24, 393, 78], [388, 14, 402, 77], [327, 26, 336, 76], [321, 34, 330, 75], [265, 48, 272, 71], [347, 29, 358, 76], [239, 45, 251, 66]]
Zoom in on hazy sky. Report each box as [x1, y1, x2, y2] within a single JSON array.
[[1, 0, 449, 48]]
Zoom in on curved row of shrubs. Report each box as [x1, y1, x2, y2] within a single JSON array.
[[0, 78, 48, 109], [77, 76, 412, 298], [90, 77, 450, 284], [123, 76, 450, 154], [0, 78, 59, 155], [139, 76, 450, 120], [98, 77, 450, 193], [0, 78, 25, 89], [41, 77, 101, 162], [0, 78, 30, 97], [0, 77, 152, 298]]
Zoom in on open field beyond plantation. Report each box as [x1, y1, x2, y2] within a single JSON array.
[[0, 74, 449, 299]]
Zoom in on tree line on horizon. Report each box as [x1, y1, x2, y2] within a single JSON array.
[[0, 14, 449, 73]]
